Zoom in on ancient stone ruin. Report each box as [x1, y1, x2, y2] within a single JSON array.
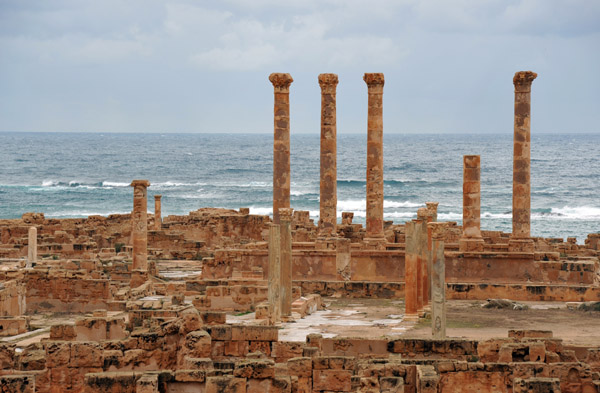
[[0, 71, 598, 392]]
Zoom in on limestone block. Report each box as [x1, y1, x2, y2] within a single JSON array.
[[312, 369, 352, 391], [247, 376, 291, 393], [70, 342, 103, 367], [45, 341, 71, 368], [206, 376, 247, 393], [287, 357, 312, 377], [136, 373, 159, 393], [183, 330, 212, 358], [233, 359, 275, 379], [207, 325, 232, 341], [380, 377, 404, 393], [231, 325, 278, 341]]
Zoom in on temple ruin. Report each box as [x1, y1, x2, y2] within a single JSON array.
[[0, 71, 598, 392]]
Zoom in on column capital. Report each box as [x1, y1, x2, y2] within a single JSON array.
[[130, 180, 150, 188], [463, 155, 480, 168], [269, 73, 293, 93], [417, 207, 428, 219], [363, 73, 385, 90], [428, 222, 448, 240], [154, 194, 162, 200], [426, 202, 439, 212], [278, 207, 294, 222], [318, 73, 339, 94], [513, 71, 537, 92]]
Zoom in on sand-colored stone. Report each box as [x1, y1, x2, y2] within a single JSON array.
[[269, 73, 293, 224], [460, 155, 484, 252], [510, 71, 537, 252], [27, 226, 36, 268], [429, 222, 448, 339], [363, 73, 385, 243], [130, 180, 150, 288], [268, 223, 281, 324], [318, 73, 339, 238], [279, 208, 293, 317], [154, 195, 162, 230]]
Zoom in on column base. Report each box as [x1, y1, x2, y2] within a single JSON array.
[[459, 237, 485, 252], [363, 237, 387, 250], [508, 238, 534, 253], [130, 270, 148, 289], [403, 314, 420, 322]]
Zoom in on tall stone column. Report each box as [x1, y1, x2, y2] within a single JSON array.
[[27, 226, 37, 268], [510, 71, 537, 252], [417, 208, 430, 315], [460, 155, 485, 252], [154, 195, 162, 231], [363, 73, 385, 245], [279, 208, 293, 318], [268, 223, 281, 324], [130, 180, 150, 287], [269, 73, 293, 224], [429, 222, 447, 339], [404, 219, 421, 320], [425, 202, 438, 306], [318, 73, 339, 237]]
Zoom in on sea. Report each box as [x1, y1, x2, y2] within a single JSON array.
[[0, 132, 598, 243]]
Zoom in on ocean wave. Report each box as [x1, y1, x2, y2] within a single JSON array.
[[249, 207, 272, 216], [46, 210, 130, 218], [538, 206, 600, 220], [102, 181, 130, 187]]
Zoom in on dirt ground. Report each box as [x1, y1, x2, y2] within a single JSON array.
[[286, 297, 600, 346]]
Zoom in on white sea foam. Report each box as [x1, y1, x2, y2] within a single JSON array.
[[384, 201, 422, 208], [249, 207, 272, 216], [545, 206, 600, 220], [47, 210, 129, 218], [42, 180, 59, 187], [102, 181, 129, 187]]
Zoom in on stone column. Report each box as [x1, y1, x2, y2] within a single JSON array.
[[363, 73, 385, 245], [268, 223, 281, 324], [425, 202, 438, 307], [404, 220, 421, 320], [429, 222, 447, 339], [130, 180, 150, 287], [279, 208, 293, 318], [27, 226, 37, 268], [417, 208, 430, 316], [318, 73, 339, 237], [460, 155, 485, 252], [154, 195, 162, 231], [510, 71, 537, 252], [269, 73, 293, 224]]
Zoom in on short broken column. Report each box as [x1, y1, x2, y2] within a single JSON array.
[[154, 195, 162, 231], [318, 73, 339, 238], [459, 155, 485, 252], [268, 223, 281, 324], [27, 226, 37, 268], [130, 179, 150, 288], [269, 73, 294, 224], [509, 71, 537, 253], [336, 238, 351, 281], [279, 207, 293, 318], [363, 73, 386, 248], [404, 219, 422, 320], [429, 222, 448, 339]]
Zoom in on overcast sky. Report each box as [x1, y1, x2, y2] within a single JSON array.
[[1, 0, 599, 134]]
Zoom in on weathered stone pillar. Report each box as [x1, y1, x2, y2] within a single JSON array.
[[509, 71, 537, 252], [279, 208, 293, 317], [130, 180, 150, 287], [318, 73, 339, 237], [429, 222, 447, 339], [425, 202, 438, 307], [336, 238, 351, 281], [460, 155, 485, 252], [269, 73, 293, 224], [27, 226, 37, 268], [363, 73, 385, 245], [154, 195, 162, 231], [268, 223, 281, 324], [404, 219, 421, 320], [417, 208, 430, 316]]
